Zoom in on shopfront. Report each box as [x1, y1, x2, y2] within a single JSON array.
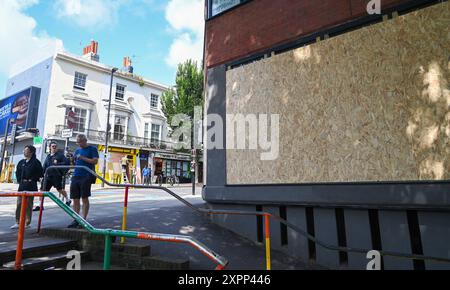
[[97, 145, 138, 184], [153, 152, 192, 183]]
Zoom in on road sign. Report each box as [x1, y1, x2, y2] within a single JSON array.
[[61, 129, 73, 138], [33, 136, 43, 145]]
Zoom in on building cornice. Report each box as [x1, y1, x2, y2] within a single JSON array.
[[142, 111, 167, 120], [63, 93, 97, 106], [106, 103, 135, 115], [55, 52, 170, 91]]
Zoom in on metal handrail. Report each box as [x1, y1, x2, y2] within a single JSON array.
[[45, 166, 450, 268], [0, 191, 228, 270]]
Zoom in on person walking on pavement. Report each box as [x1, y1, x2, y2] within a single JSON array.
[[67, 134, 99, 228], [142, 166, 150, 185], [33, 142, 71, 212], [10, 145, 43, 229]]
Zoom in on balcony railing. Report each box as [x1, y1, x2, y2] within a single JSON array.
[[54, 125, 181, 151]]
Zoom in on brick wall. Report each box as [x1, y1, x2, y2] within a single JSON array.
[[205, 0, 413, 68]]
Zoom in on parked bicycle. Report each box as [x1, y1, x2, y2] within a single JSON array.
[[166, 175, 180, 187]]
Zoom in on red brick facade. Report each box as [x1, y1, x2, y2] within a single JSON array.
[[205, 0, 412, 68]]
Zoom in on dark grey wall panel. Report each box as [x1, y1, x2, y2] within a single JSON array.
[[344, 209, 373, 270], [203, 183, 450, 210], [262, 206, 282, 250], [286, 207, 309, 261], [418, 212, 450, 270], [314, 208, 340, 269], [208, 203, 258, 243], [379, 210, 413, 269]]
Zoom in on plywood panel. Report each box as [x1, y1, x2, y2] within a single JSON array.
[[226, 2, 450, 184]]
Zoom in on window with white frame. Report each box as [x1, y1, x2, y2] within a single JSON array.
[[114, 116, 127, 141], [73, 72, 87, 90], [151, 124, 161, 143], [65, 107, 87, 133], [115, 84, 126, 101], [150, 94, 159, 109]]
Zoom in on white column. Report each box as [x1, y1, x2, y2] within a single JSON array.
[[124, 116, 129, 144], [86, 109, 92, 134]]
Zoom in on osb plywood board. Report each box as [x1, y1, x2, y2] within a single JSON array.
[[225, 2, 450, 184]]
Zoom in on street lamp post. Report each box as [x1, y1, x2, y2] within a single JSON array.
[[102, 67, 118, 187], [0, 118, 14, 178]]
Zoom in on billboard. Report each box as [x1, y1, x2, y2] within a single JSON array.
[[0, 87, 40, 135]]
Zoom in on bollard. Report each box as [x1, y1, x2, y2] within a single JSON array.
[[264, 214, 271, 270], [120, 186, 129, 244], [15, 196, 28, 270]]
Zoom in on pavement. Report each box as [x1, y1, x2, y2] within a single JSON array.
[[0, 182, 313, 270]]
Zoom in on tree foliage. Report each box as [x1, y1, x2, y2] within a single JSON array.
[[161, 59, 204, 127]]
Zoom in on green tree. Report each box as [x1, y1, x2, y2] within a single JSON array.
[[161, 59, 204, 126]]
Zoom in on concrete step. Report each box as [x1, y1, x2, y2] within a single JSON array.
[[141, 256, 189, 270], [39, 228, 110, 244], [38, 227, 189, 269], [40, 228, 151, 257], [0, 237, 78, 265], [2, 251, 90, 270], [99, 253, 189, 270]]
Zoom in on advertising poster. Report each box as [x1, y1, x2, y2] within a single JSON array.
[[0, 87, 40, 134]]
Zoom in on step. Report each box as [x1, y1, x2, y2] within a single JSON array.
[[39, 227, 189, 269], [141, 256, 189, 270], [40, 228, 151, 257], [104, 253, 189, 270], [2, 251, 90, 270], [0, 237, 78, 265], [40, 228, 110, 244]]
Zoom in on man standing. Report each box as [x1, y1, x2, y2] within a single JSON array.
[[34, 142, 70, 212], [67, 134, 99, 228]]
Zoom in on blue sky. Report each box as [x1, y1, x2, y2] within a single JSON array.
[[0, 0, 205, 95]]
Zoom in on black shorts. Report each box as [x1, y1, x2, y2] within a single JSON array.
[[70, 176, 92, 199], [43, 175, 64, 191]]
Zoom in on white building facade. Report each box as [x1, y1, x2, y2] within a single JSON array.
[[2, 42, 192, 183]]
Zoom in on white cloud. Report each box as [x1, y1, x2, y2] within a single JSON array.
[[0, 0, 63, 77], [54, 0, 127, 29], [165, 0, 205, 67]]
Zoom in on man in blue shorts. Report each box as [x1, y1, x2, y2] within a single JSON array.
[[68, 134, 99, 228]]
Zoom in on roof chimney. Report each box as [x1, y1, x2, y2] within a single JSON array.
[[123, 56, 133, 73], [82, 40, 100, 62]]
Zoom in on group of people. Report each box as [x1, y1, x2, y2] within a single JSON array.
[[121, 156, 152, 185], [10, 134, 99, 230]]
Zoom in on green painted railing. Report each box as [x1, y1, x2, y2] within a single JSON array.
[[44, 192, 229, 270], [1, 191, 228, 270]]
